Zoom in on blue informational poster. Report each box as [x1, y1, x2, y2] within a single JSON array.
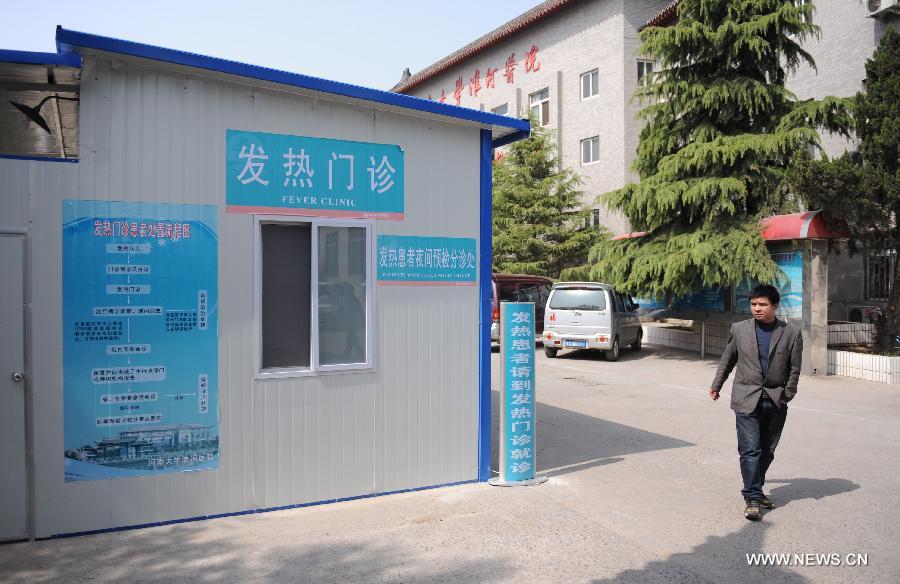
[[226, 129, 404, 220], [501, 302, 536, 482], [635, 286, 727, 312], [672, 286, 728, 311], [376, 235, 476, 285], [62, 200, 219, 482], [735, 251, 803, 318]]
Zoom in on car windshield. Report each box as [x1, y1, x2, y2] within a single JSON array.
[[549, 289, 607, 311]]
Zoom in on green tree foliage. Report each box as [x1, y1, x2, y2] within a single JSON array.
[[492, 122, 605, 278], [790, 27, 900, 351], [586, 0, 851, 299]]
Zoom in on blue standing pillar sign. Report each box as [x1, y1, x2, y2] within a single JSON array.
[[490, 302, 547, 487]]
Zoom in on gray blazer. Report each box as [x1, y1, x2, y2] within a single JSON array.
[[711, 318, 803, 414]]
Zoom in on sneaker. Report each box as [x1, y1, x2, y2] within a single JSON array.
[[744, 499, 761, 521], [759, 495, 775, 510]]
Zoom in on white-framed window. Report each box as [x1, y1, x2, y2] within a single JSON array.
[[581, 69, 599, 100], [581, 135, 600, 165], [637, 60, 654, 87], [529, 88, 550, 126], [591, 208, 601, 228], [254, 215, 374, 378], [492, 103, 509, 116]]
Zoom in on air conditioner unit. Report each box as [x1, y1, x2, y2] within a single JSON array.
[[868, 0, 900, 18], [846, 304, 880, 323]]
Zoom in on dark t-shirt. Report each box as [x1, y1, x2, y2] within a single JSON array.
[[755, 319, 778, 379]]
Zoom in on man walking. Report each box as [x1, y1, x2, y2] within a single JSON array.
[[710, 285, 803, 521]]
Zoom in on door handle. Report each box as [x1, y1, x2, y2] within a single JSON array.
[[11, 372, 24, 383]]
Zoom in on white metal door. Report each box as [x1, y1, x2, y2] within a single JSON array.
[[0, 234, 27, 540]]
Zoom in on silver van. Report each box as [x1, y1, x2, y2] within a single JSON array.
[[542, 282, 642, 361]]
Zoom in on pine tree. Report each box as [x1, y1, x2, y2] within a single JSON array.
[[586, 0, 851, 299], [492, 122, 604, 278], [790, 27, 900, 352]]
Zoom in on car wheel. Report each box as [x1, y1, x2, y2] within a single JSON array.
[[631, 330, 642, 351], [605, 338, 620, 362], [544, 347, 558, 358]]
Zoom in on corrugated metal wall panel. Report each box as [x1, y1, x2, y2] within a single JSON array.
[[1, 55, 484, 537]]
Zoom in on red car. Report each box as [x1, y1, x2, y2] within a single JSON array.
[[491, 273, 553, 343]]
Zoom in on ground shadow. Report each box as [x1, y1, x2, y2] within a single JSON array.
[[592, 521, 809, 584], [766, 478, 861, 509], [552, 344, 720, 365], [490, 390, 694, 478], [260, 540, 508, 583], [590, 476, 861, 583], [0, 518, 509, 584]]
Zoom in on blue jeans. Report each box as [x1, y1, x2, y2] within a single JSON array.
[[735, 395, 787, 501]]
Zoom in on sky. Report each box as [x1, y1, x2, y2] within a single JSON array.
[[1, 0, 543, 90]]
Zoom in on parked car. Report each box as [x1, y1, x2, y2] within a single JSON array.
[[491, 274, 553, 343], [542, 282, 641, 361]]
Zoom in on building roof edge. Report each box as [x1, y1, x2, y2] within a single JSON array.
[[392, 0, 582, 94]]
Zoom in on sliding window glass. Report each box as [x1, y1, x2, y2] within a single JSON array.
[[261, 223, 312, 369], [257, 218, 372, 376], [318, 226, 368, 367]]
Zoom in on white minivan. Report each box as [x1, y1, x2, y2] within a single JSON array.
[[542, 282, 642, 361]]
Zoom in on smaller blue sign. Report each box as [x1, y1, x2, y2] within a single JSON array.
[[376, 235, 476, 285], [226, 129, 404, 219], [502, 302, 536, 482], [736, 251, 803, 318]]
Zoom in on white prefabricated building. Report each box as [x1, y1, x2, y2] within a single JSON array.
[[0, 28, 529, 540]]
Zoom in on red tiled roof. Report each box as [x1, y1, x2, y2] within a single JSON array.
[[611, 231, 648, 241], [640, 0, 681, 31], [392, 0, 583, 93]]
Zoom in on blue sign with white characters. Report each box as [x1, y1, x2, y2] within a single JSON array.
[[501, 302, 536, 482], [736, 251, 803, 318], [377, 235, 476, 285], [226, 129, 404, 220], [62, 200, 219, 482], [636, 286, 727, 312]]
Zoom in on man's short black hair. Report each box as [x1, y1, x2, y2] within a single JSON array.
[[748, 284, 780, 306]]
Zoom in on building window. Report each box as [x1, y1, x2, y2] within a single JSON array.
[[581, 136, 599, 165], [794, 0, 813, 24], [529, 88, 550, 126], [637, 60, 654, 87], [581, 69, 599, 100], [591, 208, 600, 228], [257, 218, 373, 376], [864, 249, 895, 302], [492, 103, 509, 116]]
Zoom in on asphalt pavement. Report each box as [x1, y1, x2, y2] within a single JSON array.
[[1, 343, 897, 583]]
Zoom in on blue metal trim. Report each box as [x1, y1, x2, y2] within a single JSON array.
[[477, 129, 493, 482], [0, 49, 81, 68], [54, 27, 530, 141], [492, 128, 530, 149], [0, 154, 79, 164], [47, 479, 477, 540]]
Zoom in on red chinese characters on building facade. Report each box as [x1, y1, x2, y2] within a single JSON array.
[[485, 67, 497, 89], [469, 69, 481, 97], [525, 45, 540, 73], [505, 53, 517, 84], [453, 76, 464, 105], [430, 43, 545, 103]]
